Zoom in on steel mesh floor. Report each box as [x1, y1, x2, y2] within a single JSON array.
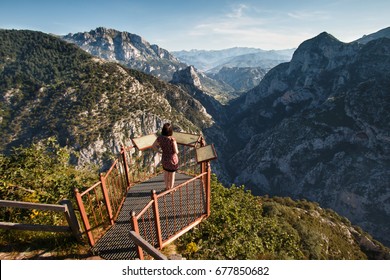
[[90, 173, 205, 260]]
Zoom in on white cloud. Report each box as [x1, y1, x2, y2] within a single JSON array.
[[226, 4, 248, 18], [187, 4, 308, 49], [287, 10, 330, 21]]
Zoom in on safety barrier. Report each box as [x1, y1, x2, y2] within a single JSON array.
[[131, 164, 211, 260], [74, 132, 212, 248], [0, 199, 81, 241]]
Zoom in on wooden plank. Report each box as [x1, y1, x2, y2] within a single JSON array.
[[0, 200, 66, 212], [0, 222, 70, 233], [60, 199, 82, 241], [129, 230, 168, 260]]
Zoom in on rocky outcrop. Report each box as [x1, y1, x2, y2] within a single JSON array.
[[62, 27, 187, 81], [208, 66, 267, 93], [171, 65, 237, 105], [171, 66, 228, 122], [354, 26, 390, 44], [213, 33, 390, 246]]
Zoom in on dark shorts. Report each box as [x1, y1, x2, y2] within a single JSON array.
[[163, 167, 178, 173]]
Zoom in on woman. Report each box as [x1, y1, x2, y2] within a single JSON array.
[[152, 123, 179, 190]]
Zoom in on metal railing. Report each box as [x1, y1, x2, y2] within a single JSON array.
[[131, 163, 211, 260], [74, 132, 211, 249], [74, 146, 160, 246]]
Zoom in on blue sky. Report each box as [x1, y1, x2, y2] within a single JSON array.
[[1, 0, 389, 51]]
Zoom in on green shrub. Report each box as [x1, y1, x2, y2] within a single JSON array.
[[0, 137, 98, 250], [177, 175, 379, 260]]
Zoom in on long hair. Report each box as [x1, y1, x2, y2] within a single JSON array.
[[161, 123, 173, 136]]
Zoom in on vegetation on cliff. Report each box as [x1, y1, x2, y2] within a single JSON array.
[[1, 139, 389, 259], [0, 29, 209, 164], [177, 175, 390, 260]]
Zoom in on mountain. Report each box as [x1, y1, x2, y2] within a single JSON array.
[[63, 27, 246, 103], [0, 29, 212, 167], [2, 27, 390, 253], [172, 47, 294, 72], [355, 26, 390, 44], [171, 66, 227, 122], [210, 32, 390, 246], [62, 27, 187, 81], [208, 66, 267, 93], [172, 47, 294, 98]]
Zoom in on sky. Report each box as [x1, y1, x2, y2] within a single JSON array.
[[1, 0, 389, 51]]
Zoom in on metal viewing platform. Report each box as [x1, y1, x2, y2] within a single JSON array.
[[74, 132, 217, 260]]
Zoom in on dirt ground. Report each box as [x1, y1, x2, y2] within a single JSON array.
[[0, 244, 102, 260]]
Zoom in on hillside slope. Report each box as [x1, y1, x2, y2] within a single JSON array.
[[0, 29, 212, 166], [210, 32, 390, 246], [177, 175, 390, 260]]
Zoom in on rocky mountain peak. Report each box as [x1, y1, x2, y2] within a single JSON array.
[[171, 66, 202, 88], [62, 27, 186, 81], [212, 32, 390, 247], [288, 32, 357, 74]]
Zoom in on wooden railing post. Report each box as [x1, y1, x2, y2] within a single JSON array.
[[60, 199, 82, 242], [131, 211, 144, 260], [100, 173, 114, 225], [151, 190, 163, 249], [129, 231, 168, 260], [74, 188, 95, 246]]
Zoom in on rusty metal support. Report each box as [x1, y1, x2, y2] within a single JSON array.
[[206, 162, 211, 217], [201, 161, 207, 191], [152, 190, 163, 249], [74, 188, 95, 246], [131, 211, 144, 260], [121, 146, 131, 189], [100, 173, 114, 225]]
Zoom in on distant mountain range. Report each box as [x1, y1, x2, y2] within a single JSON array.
[[172, 48, 294, 94], [172, 47, 295, 72], [63, 28, 295, 100]]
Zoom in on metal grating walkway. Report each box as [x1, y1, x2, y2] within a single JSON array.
[[90, 173, 205, 259]]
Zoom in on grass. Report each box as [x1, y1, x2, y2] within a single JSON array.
[[0, 230, 92, 260]]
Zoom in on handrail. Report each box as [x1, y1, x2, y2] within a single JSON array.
[[79, 181, 101, 196], [0, 200, 67, 212], [73, 132, 213, 258], [74, 139, 202, 247], [156, 172, 208, 198], [134, 172, 208, 222], [131, 166, 211, 259], [137, 200, 155, 218], [102, 158, 120, 181]]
